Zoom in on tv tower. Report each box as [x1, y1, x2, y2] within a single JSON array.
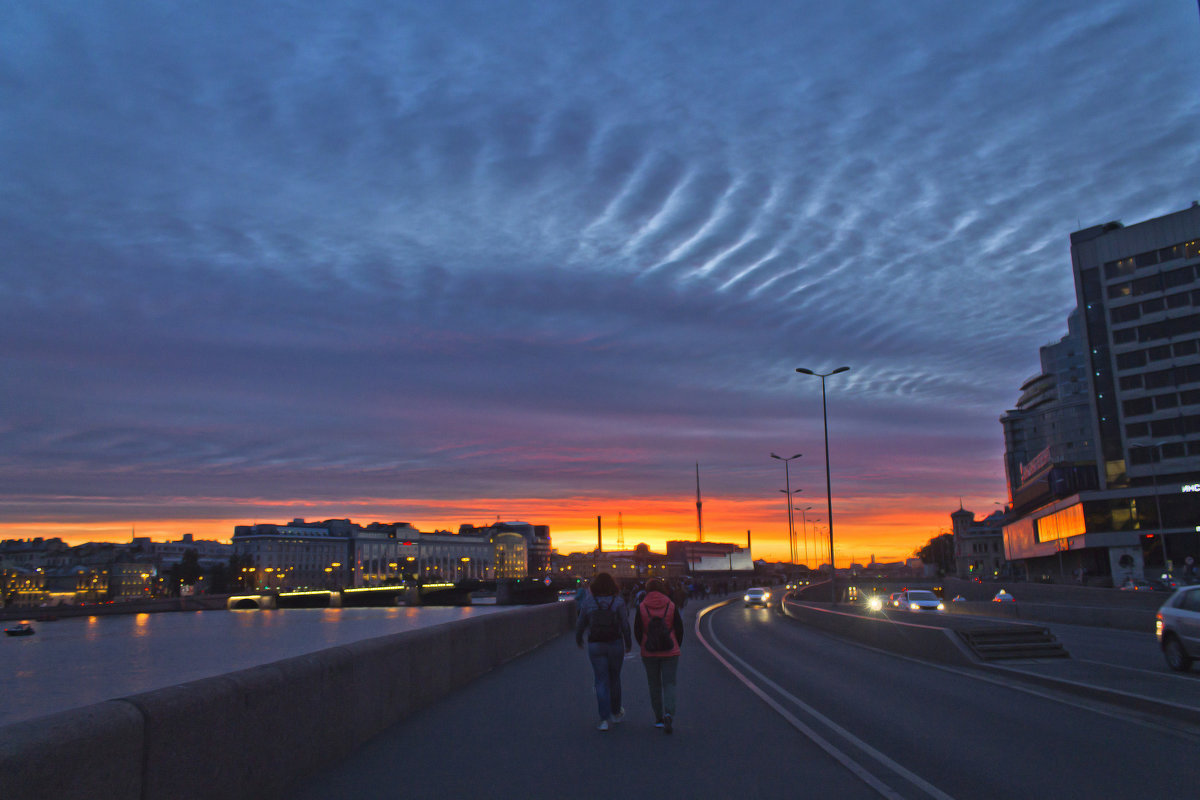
[[695, 463, 703, 542]]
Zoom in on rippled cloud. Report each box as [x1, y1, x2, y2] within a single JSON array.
[[2, 0, 1198, 557]]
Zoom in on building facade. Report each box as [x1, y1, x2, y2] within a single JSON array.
[[950, 508, 1007, 580], [1003, 205, 1200, 583]]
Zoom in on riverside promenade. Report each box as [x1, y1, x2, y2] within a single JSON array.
[[292, 596, 877, 800]]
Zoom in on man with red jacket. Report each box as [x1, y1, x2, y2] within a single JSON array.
[[634, 578, 685, 733]]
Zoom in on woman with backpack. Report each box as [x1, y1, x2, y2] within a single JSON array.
[[634, 578, 684, 734], [575, 572, 632, 731]]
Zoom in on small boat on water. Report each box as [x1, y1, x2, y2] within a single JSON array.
[[4, 623, 35, 637]]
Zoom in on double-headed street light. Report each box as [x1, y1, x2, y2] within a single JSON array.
[[772, 453, 802, 563], [796, 365, 850, 604]]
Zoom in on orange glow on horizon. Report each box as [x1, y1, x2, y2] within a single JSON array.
[[0, 494, 969, 565]]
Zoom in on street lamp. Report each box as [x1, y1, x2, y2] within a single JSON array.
[[771, 453, 803, 564], [795, 505, 814, 566], [797, 364, 850, 604]]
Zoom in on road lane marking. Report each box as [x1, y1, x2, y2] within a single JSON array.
[[695, 602, 958, 800], [775, 602, 1200, 741]]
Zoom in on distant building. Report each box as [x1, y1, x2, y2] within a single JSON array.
[[666, 540, 753, 575], [950, 507, 1007, 580], [232, 518, 549, 589], [458, 522, 551, 578], [130, 533, 231, 571], [1001, 205, 1200, 583]]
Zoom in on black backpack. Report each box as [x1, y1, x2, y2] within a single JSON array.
[[643, 605, 674, 652], [589, 597, 619, 642]]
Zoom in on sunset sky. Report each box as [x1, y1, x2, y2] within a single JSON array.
[[3, 2, 1199, 563]]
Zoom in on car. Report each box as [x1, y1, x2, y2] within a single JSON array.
[[887, 592, 906, 608], [865, 595, 885, 612], [1149, 577, 1180, 592], [1120, 578, 1155, 591], [992, 589, 1015, 602], [899, 590, 944, 612], [1156, 584, 1200, 672], [743, 587, 771, 607]]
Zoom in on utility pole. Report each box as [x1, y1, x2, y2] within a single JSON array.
[[695, 462, 703, 543]]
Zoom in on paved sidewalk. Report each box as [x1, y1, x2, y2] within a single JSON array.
[[292, 600, 879, 800]]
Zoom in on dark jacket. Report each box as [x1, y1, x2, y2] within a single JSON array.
[[634, 590, 684, 657]]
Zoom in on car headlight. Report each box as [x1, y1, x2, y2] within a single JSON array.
[[763, 592, 770, 600], [867, 597, 883, 611], [743, 595, 750, 602], [936, 603, 945, 611], [909, 602, 920, 611]]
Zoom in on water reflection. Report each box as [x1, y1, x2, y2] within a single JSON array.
[[0, 605, 504, 726]]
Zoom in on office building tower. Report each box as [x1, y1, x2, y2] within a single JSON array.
[[1003, 204, 1200, 582]]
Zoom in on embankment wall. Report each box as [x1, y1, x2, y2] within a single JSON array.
[[0, 601, 574, 800]]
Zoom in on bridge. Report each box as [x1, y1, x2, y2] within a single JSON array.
[[225, 578, 561, 609], [2, 585, 1197, 799]]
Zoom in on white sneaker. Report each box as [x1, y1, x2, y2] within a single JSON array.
[[597, 719, 610, 731], [612, 708, 625, 723]]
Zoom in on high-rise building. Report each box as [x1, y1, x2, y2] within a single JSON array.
[[1002, 204, 1200, 583]]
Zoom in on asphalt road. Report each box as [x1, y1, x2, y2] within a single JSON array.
[[294, 597, 1200, 799]]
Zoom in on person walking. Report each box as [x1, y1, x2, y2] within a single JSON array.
[[575, 572, 632, 731], [634, 578, 684, 734]]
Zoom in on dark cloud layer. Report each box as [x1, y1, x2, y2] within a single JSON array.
[[2, 1, 1198, 543]]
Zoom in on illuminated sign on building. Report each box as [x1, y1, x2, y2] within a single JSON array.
[[1019, 447, 1053, 484], [1182, 484, 1200, 493]]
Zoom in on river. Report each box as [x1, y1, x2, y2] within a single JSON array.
[[0, 605, 509, 727]]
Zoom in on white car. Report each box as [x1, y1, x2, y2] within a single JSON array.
[[743, 587, 771, 607], [899, 590, 944, 612], [1156, 585, 1200, 672]]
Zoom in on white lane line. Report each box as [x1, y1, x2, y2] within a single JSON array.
[[695, 602, 958, 800], [773, 607, 1200, 738]]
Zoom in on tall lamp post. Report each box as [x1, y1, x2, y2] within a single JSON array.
[[796, 366, 850, 604], [795, 505, 814, 566], [771, 453, 803, 564]]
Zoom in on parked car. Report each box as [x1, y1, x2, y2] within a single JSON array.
[[899, 590, 944, 612], [1119, 578, 1155, 591], [1149, 577, 1179, 592], [743, 587, 771, 607], [1156, 585, 1200, 672]]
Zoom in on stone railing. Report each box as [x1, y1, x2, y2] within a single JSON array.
[[0, 601, 574, 800]]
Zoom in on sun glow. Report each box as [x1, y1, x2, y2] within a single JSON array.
[[0, 492, 960, 565]]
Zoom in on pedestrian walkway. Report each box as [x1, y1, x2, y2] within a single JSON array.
[[292, 600, 880, 800]]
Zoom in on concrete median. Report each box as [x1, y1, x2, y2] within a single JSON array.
[[0, 601, 575, 800], [782, 600, 978, 666]]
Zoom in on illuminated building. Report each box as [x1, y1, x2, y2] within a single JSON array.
[[1001, 205, 1200, 582], [490, 532, 527, 580], [233, 519, 415, 590], [457, 522, 551, 578]]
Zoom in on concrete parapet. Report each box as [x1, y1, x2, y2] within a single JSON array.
[[782, 601, 977, 667], [0, 700, 144, 800], [0, 601, 575, 800], [945, 600, 1156, 632]]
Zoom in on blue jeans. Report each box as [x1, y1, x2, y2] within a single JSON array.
[[587, 639, 625, 720]]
